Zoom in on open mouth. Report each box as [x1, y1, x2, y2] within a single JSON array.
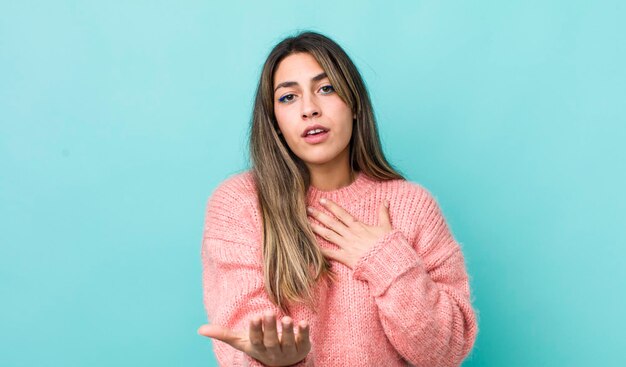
[[303, 129, 329, 144]]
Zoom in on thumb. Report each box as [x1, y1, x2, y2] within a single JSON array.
[[197, 324, 244, 350], [378, 200, 392, 227]]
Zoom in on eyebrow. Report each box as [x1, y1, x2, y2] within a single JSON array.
[[274, 72, 328, 93]]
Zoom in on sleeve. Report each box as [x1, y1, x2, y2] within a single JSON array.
[[201, 182, 310, 367], [351, 187, 479, 367]]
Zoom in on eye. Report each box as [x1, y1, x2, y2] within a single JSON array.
[[320, 85, 335, 94], [278, 94, 295, 103]]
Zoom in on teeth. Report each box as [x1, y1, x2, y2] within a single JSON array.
[[306, 128, 325, 135]]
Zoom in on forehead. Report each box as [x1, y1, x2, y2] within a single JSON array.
[[273, 53, 326, 85]]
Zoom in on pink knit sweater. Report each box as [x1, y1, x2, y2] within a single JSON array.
[[201, 170, 478, 366]]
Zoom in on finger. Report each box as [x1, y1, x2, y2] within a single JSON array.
[[280, 316, 296, 354], [295, 320, 311, 353], [248, 315, 265, 351], [197, 324, 246, 351], [319, 198, 359, 227], [310, 222, 342, 245], [307, 206, 349, 236], [378, 199, 392, 228], [262, 311, 281, 354]]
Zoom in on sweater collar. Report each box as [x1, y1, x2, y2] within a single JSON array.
[[306, 171, 377, 206]]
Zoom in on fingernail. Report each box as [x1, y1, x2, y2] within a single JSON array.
[[307, 206, 314, 213], [319, 198, 326, 205]]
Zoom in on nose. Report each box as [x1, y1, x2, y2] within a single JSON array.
[[301, 93, 321, 119]]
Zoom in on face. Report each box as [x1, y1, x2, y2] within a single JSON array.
[[273, 52, 355, 169]]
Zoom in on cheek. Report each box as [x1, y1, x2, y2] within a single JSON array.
[[327, 105, 354, 139], [274, 109, 290, 134], [338, 124, 353, 147], [274, 111, 301, 147]]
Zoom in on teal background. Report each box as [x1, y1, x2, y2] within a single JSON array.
[[1, 1, 624, 366]]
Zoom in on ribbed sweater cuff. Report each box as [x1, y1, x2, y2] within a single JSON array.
[[352, 229, 423, 297]]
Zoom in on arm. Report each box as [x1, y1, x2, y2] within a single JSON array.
[[352, 189, 478, 367], [200, 180, 310, 366]]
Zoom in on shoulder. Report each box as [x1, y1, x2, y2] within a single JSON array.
[[212, 169, 257, 196], [208, 170, 258, 207], [378, 176, 447, 227], [379, 176, 439, 207], [202, 170, 263, 245], [379, 177, 458, 259], [203, 170, 261, 235]]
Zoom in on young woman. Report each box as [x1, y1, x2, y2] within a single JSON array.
[[198, 31, 478, 366]]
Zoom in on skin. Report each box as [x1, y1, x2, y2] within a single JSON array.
[[198, 312, 310, 366], [273, 52, 355, 191], [198, 52, 394, 366]]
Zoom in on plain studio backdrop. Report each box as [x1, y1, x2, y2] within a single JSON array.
[[1, 1, 624, 366]]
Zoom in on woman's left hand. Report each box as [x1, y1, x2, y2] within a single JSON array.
[[307, 198, 393, 269]]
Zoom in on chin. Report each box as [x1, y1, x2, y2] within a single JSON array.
[[299, 157, 330, 166], [295, 145, 350, 166], [297, 153, 341, 167]]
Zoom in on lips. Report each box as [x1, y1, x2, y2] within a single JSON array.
[[303, 129, 329, 144], [301, 124, 329, 137]]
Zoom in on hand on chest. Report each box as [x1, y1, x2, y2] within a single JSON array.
[[306, 197, 394, 269]]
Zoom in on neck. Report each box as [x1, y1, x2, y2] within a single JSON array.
[[306, 150, 354, 191]]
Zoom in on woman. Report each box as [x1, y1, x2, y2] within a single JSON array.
[[198, 31, 478, 366]]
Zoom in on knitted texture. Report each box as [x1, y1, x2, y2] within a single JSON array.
[[201, 171, 478, 366]]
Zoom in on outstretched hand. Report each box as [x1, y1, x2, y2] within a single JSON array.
[[307, 198, 393, 269], [198, 311, 310, 367]]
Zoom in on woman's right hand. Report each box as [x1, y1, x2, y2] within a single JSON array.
[[198, 311, 311, 366]]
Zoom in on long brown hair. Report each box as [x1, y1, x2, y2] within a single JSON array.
[[249, 31, 404, 313]]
